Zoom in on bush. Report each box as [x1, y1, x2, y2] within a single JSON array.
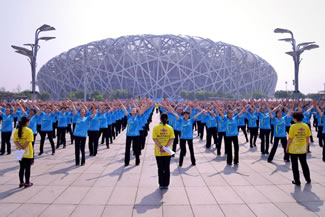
[[37, 92, 51, 101]]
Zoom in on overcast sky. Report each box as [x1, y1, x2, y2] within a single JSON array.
[[0, 0, 324, 94]]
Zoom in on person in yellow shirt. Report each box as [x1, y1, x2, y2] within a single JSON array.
[[155, 103, 159, 114], [152, 113, 175, 189], [286, 111, 311, 186], [13, 116, 34, 188]]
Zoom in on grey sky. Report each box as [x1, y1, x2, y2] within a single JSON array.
[[0, 0, 324, 94]]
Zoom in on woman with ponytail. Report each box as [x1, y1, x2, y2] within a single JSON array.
[[152, 113, 175, 189], [13, 116, 34, 188]]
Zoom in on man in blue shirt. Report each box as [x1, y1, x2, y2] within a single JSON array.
[[37, 106, 56, 156], [203, 109, 218, 149], [259, 106, 272, 155], [0, 106, 17, 155], [88, 106, 100, 156]]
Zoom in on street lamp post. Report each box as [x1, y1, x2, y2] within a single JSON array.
[[11, 24, 55, 100], [274, 28, 319, 99]]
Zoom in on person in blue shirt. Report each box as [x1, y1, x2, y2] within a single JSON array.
[[71, 101, 95, 166], [203, 109, 218, 149], [0, 104, 18, 155], [167, 103, 204, 167], [266, 103, 293, 163], [237, 110, 248, 143], [120, 100, 143, 166], [259, 105, 272, 155], [88, 106, 100, 156], [301, 105, 315, 148], [315, 110, 324, 147], [315, 102, 325, 162], [65, 107, 73, 145], [245, 105, 259, 148], [37, 105, 56, 156], [98, 105, 110, 149], [217, 108, 227, 156], [56, 107, 69, 149], [220, 106, 246, 165]]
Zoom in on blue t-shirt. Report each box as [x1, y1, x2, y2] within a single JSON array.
[[180, 118, 194, 140], [98, 113, 108, 128], [259, 113, 271, 130], [226, 116, 239, 137], [238, 114, 246, 127], [217, 116, 227, 132], [39, 112, 54, 132], [322, 116, 325, 133], [302, 111, 311, 124], [73, 115, 91, 137], [315, 114, 323, 127], [126, 114, 140, 136], [247, 112, 258, 128], [28, 115, 38, 134], [88, 114, 100, 131], [57, 112, 68, 127], [206, 114, 217, 128], [273, 117, 286, 138], [1, 113, 14, 132]]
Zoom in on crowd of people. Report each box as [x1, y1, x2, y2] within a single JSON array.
[[1, 98, 325, 189]]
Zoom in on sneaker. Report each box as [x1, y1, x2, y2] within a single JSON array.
[[19, 183, 25, 188], [38, 152, 43, 156], [24, 182, 33, 188]]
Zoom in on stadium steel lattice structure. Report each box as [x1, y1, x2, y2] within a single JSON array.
[[37, 35, 277, 99]]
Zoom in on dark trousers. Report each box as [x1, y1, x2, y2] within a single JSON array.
[[19, 158, 33, 184], [206, 127, 218, 148], [75, 136, 86, 165], [156, 156, 171, 187], [1, 131, 12, 154], [249, 127, 258, 147], [217, 132, 226, 154], [307, 124, 314, 143], [179, 139, 196, 166], [270, 125, 274, 143], [156, 108, 159, 113], [40, 131, 55, 154], [99, 128, 109, 147], [198, 122, 204, 140], [317, 126, 324, 147], [139, 130, 146, 150], [37, 124, 41, 134], [225, 136, 239, 164], [322, 134, 325, 161], [238, 125, 248, 142], [88, 131, 99, 156], [268, 137, 289, 162], [125, 136, 140, 166], [14, 117, 17, 128], [290, 154, 311, 184], [52, 122, 58, 138], [172, 130, 180, 153], [108, 125, 113, 143], [66, 124, 74, 144], [56, 127, 66, 147], [112, 123, 116, 139], [260, 129, 271, 154]]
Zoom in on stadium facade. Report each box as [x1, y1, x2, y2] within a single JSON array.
[[37, 35, 277, 99]]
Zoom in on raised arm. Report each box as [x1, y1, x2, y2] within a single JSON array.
[[194, 109, 205, 120], [266, 102, 274, 119], [119, 100, 129, 116]]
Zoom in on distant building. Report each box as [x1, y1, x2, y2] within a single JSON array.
[[37, 35, 278, 99]]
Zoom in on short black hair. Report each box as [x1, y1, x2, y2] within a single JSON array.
[[292, 111, 304, 122], [160, 113, 168, 125]]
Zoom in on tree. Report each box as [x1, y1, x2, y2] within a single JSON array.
[[108, 89, 132, 99], [252, 91, 267, 99], [37, 92, 51, 101], [66, 90, 85, 100], [90, 90, 104, 101], [180, 90, 194, 100]]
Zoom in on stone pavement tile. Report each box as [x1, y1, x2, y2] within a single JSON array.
[[221, 173, 251, 186], [275, 202, 318, 217], [133, 205, 163, 217], [0, 174, 16, 185], [186, 186, 217, 205], [181, 173, 206, 187], [161, 187, 190, 205], [178, 165, 200, 175], [32, 173, 60, 185], [255, 185, 295, 203], [80, 186, 113, 205], [93, 174, 120, 187], [201, 173, 228, 186], [247, 203, 287, 217], [1, 185, 45, 203], [101, 205, 133, 217], [163, 205, 194, 217], [168, 174, 184, 187], [232, 186, 270, 203], [301, 201, 325, 217], [192, 204, 225, 217], [39, 204, 76, 217], [70, 204, 105, 217], [135, 187, 162, 205], [116, 173, 140, 187], [278, 184, 324, 202], [29, 186, 67, 203], [49, 173, 81, 186], [139, 174, 159, 187], [260, 172, 291, 185], [243, 172, 273, 185], [0, 203, 21, 217], [8, 203, 48, 217], [220, 204, 256, 217], [108, 187, 137, 205], [53, 186, 90, 204], [195, 162, 218, 173], [72, 172, 102, 187], [209, 186, 244, 204], [84, 163, 107, 174]]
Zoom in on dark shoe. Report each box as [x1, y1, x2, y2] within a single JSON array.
[[52, 152, 55, 155], [19, 183, 25, 188], [227, 163, 232, 166], [56, 146, 60, 149], [75, 163, 79, 166], [267, 159, 272, 163], [292, 180, 301, 186], [7, 152, 11, 155], [234, 162, 239, 165], [307, 180, 311, 184], [250, 145, 253, 148], [192, 163, 196, 166], [0, 152, 5, 155], [38, 152, 43, 156], [63, 145, 66, 149], [217, 152, 221, 156], [24, 182, 33, 188], [81, 163, 85, 166]]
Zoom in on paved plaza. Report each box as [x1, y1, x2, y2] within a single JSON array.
[[0, 112, 325, 217]]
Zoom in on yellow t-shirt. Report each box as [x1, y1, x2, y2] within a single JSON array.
[[155, 103, 159, 109], [13, 127, 34, 159], [152, 124, 175, 156], [288, 122, 311, 154]]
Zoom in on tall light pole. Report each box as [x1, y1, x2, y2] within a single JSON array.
[[285, 81, 288, 92], [12, 24, 55, 100], [274, 28, 319, 99]]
